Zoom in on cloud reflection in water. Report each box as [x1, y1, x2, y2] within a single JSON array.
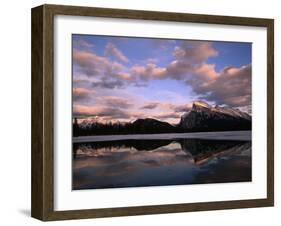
[[72, 139, 251, 190]]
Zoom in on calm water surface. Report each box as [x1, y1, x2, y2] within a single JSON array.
[[72, 138, 251, 190]]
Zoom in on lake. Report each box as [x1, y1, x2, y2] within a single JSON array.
[[72, 131, 251, 190]]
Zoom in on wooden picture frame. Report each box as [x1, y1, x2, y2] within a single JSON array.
[[31, 4, 274, 221]]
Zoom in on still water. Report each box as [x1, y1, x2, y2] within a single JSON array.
[[72, 138, 251, 190]]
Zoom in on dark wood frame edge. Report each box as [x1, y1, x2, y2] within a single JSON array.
[[31, 4, 274, 221]]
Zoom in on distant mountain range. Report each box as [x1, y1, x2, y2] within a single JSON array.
[[74, 101, 251, 136]]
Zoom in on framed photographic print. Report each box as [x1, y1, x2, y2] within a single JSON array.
[[31, 4, 274, 221]]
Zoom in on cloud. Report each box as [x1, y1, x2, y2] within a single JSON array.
[[105, 42, 129, 63], [73, 41, 219, 89], [130, 42, 218, 82], [113, 72, 132, 81], [150, 39, 176, 49], [146, 58, 158, 64], [165, 60, 194, 80], [131, 63, 166, 80], [92, 80, 125, 89], [73, 51, 111, 77], [73, 47, 133, 91], [163, 42, 218, 81], [151, 112, 181, 120], [74, 99, 186, 122], [73, 50, 124, 77], [200, 64, 252, 107], [173, 41, 218, 63], [172, 103, 192, 112], [193, 63, 217, 80], [73, 88, 93, 102], [73, 105, 149, 122], [165, 42, 251, 108], [103, 96, 133, 109], [73, 79, 90, 88], [130, 41, 251, 108], [141, 102, 159, 109], [73, 105, 130, 120], [140, 102, 192, 113], [73, 38, 251, 115], [73, 39, 94, 51]]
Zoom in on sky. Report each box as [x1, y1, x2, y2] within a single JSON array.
[[72, 34, 252, 124]]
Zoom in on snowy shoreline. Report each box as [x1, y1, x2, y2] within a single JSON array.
[[73, 130, 251, 143]]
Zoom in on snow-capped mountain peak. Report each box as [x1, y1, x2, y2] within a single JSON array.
[[180, 101, 251, 130], [192, 101, 212, 111], [191, 101, 250, 119]]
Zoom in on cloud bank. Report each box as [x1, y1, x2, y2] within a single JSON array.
[[72, 37, 252, 122]]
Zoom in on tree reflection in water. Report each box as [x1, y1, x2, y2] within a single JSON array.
[[73, 138, 251, 190]]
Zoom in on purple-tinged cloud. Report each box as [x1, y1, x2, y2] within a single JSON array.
[[72, 36, 252, 123], [73, 105, 130, 120], [103, 96, 133, 109], [131, 63, 166, 80], [73, 39, 94, 51], [173, 104, 192, 112], [151, 112, 181, 120], [197, 64, 252, 107], [73, 50, 124, 77], [105, 42, 129, 63], [173, 41, 218, 63], [92, 80, 125, 89], [73, 88, 94, 102], [141, 102, 159, 109], [141, 102, 192, 112]]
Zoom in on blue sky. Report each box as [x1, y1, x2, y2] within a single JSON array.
[[72, 34, 252, 123]]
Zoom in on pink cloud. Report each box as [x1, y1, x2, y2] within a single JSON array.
[[131, 63, 166, 80], [102, 96, 133, 109], [140, 102, 192, 112], [73, 51, 111, 76], [194, 63, 217, 81], [141, 102, 159, 109], [199, 64, 252, 107], [151, 112, 181, 120], [171, 103, 193, 112], [173, 41, 218, 63], [129, 42, 218, 82], [105, 42, 129, 63], [73, 39, 251, 113], [73, 105, 130, 119], [91, 80, 125, 89], [73, 87, 94, 102], [113, 72, 133, 81], [73, 87, 92, 95]]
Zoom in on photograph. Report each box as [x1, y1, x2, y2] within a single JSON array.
[[30, 3, 274, 221], [72, 35, 252, 190]]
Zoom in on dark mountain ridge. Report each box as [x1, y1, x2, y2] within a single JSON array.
[[131, 118, 176, 133]]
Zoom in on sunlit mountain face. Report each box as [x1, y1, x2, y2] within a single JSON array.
[[72, 35, 252, 125]]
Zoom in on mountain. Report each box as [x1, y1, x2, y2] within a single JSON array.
[[73, 101, 251, 136], [179, 101, 251, 131], [132, 118, 176, 134]]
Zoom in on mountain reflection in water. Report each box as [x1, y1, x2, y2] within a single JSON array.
[[72, 138, 251, 190]]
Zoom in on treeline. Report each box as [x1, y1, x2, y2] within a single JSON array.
[[73, 120, 179, 136], [72, 118, 252, 137]]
